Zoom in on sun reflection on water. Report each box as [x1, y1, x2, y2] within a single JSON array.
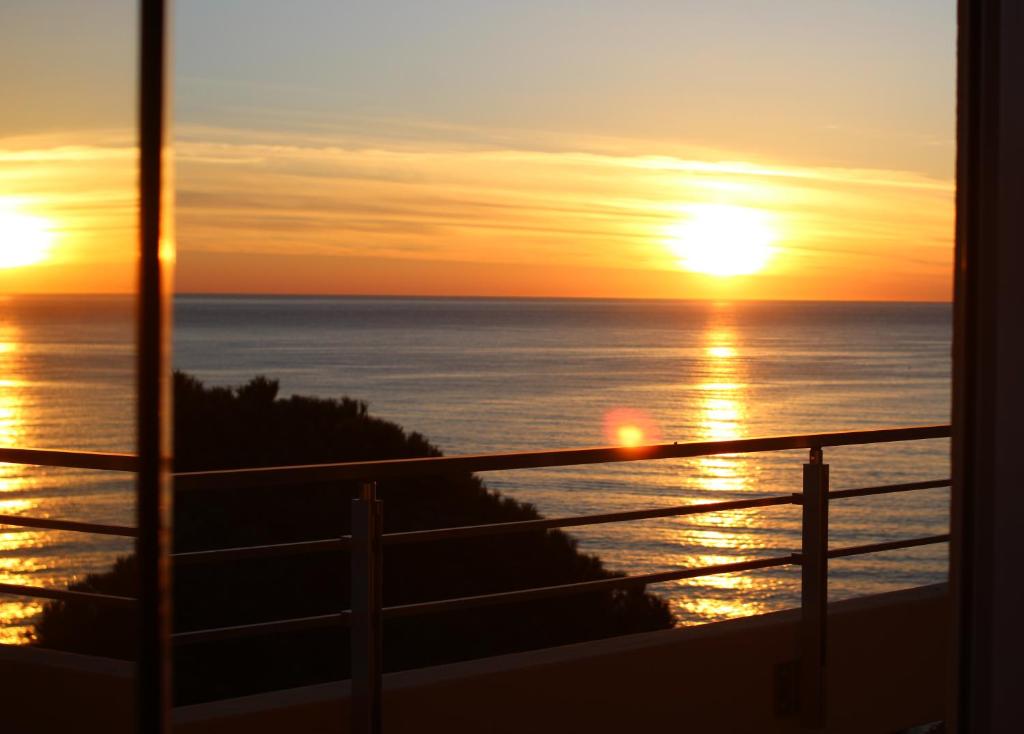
[[0, 313, 135, 644], [706, 345, 736, 359], [694, 324, 749, 492], [1, 331, 32, 497], [0, 600, 43, 645], [0, 323, 44, 642], [668, 313, 783, 623], [1, 327, 31, 497]]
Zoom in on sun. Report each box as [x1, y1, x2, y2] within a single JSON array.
[[0, 204, 56, 269], [665, 204, 777, 277]]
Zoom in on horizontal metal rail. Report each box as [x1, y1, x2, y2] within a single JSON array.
[[383, 534, 952, 620], [174, 425, 951, 491], [383, 495, 794, 546], [0, 427, 952, 662], [163, 478, 953, 564], [0, 514, 137, 538], [0, 447, 136, 472], [0, 582, 136, 608], [151, 534, 956, 645], [172, 556, 797, 646], [828, 478, 950, 501], [173, 538, 349, 565], [12, 532, 955, 647], [167, 497, 795, 565], [827, 534, 951, 559], [383, 555, 798, 619], [173, 611, 351, 645], [0, 426, 952, 489]]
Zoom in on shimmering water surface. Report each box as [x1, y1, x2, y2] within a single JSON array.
[[0, 295, 135, 643], [0, 294, 951, 641]]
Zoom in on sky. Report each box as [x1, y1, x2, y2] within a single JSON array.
[[0, 0, 956, 300]]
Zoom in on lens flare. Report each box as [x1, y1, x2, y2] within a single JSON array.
[[617, 424, 645, 447], [604, 407, 660, 447]]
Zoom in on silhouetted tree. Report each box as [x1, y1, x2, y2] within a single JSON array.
[[34, 372, 675, 704]]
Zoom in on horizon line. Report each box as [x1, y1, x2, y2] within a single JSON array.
[[3, 291, 954, 305]]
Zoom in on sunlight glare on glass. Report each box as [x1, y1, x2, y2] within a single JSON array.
[[0, 203, 56, 269], [665, 204, 776, 277]]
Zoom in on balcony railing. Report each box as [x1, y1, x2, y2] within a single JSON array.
[[0, 424, 951, 732]]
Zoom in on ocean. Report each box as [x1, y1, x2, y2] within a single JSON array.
[[0, 294, 951, 642]]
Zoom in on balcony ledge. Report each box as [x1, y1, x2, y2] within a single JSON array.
[[1, 583, 948, 733]]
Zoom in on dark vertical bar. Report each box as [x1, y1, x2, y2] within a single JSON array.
[[800, 447, 829, 730], [137, 0, 173, 731], [952, 1, 1024, 730], [949, 3, 982, 729], [351, 481, 383, 734]]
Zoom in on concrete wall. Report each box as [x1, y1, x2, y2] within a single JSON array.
[[0, 644, 134, 733], [0, 585, 948, 732], [175, 584, 949, 734]]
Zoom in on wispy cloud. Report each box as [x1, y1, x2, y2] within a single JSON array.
[[0, 122, 953, 298], [0, 131, 136, 264], [175, 123, 953, 279]]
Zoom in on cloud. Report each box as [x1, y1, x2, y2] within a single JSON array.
[[0, 122, 954, 298], [174, 123, 953, 280], [0, 131, 136, 277]]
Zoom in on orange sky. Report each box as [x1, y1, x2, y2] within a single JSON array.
[[0, 1, 956, 301], [0, 124, 954, 301]]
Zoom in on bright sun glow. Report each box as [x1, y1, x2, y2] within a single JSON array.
[[665, 204, 777, 277], [0, 204, 56, 269]]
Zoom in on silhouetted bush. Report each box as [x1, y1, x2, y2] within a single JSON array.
[[33, 372, 674, 704]]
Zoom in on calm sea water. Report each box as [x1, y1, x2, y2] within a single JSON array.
[[0, 294, 951, 642]]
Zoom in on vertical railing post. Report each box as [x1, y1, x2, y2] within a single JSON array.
[[137, 1, 173, 731], [351, 481, 383, 734], [800, 446, 829, 730]]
